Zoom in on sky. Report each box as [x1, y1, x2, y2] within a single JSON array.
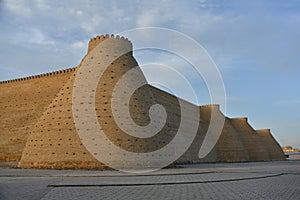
[[0, 0, 299, 148]]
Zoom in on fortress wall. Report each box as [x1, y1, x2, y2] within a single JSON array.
[[19, 67, 105, 169], [19, 34, 205, 169], [0, 69, 75, 161], [19, 35, 177, 169], [176, 112, 210, 164], [19, 35, 137, 169], [193, 106, 249, 163], [178, 105, 250, 164], [256, 129, 285, 161], [149, 86, 205, 165], [0, 68, 76, 85], [146, 88, 250, 165], [191, 105, 222, 163], [4, 34, 286, 169], [198, 104, 221, 122], [215, 117, 249, 162], [230, 118, 270, 161], [89, 35, 188, 168]]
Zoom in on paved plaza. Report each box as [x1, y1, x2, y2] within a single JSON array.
[[0, 160, 299, 200]]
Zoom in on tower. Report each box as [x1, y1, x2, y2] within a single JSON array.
[[19, 35, 157, 169], [18, 34, 196, 170]]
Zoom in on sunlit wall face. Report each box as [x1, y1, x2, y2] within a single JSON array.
[[0, 0, 299, 148]]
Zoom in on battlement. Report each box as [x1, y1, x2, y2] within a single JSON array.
[[256, 129, 271, 134], [0, 33, 286, 167], [88, 34, 133, 53], [0, 67, 76, 85], [231, 117, 248, 122], [199, 104, 220, 109]]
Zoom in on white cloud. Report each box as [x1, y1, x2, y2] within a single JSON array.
[[136, 11, 160, 27], [30, 29, 55, 45], [1, 0, 299, 78], [4, 1, 32, 17], [135, 0, 179, 27], [76, 10, 83, 15], [34, 0, 51, 10], [71, 41, 85, 49], [11, 28, 55, 46], [0, 0, 299, 149]]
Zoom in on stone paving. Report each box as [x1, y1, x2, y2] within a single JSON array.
[[0, 160, 299, 200]]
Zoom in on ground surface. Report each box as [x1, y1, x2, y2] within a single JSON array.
[[0, 159, 299, 200]]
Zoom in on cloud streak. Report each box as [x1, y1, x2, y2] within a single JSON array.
[[0, 0, 299, 147]]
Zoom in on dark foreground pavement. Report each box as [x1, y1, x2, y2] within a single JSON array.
[[0, 160, 299, 200]]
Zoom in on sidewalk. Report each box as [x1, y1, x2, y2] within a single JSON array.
[[0, 160, 299, 200]]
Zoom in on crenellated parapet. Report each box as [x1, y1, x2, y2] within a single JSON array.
[[199, 104, 221, 114], [256, 129, 271, 134], [199, 104, 223, 122], [0, 67, 77, 85], [87, 34, 133, 53], [0, 33, 286, 168], [199, 104, 220, 109], [231, 117, 248, 122]]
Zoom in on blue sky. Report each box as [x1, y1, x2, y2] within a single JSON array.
[[0, 0, 299, 148]]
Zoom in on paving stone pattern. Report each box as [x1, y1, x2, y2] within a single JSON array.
[[0, 161, 299, 200]]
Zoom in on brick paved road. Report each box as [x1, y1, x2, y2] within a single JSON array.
[[0, 161, 299, 200]]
